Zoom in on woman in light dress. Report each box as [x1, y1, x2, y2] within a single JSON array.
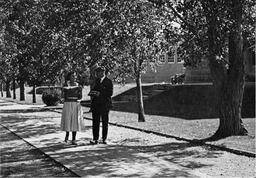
[[61, 71, 83, 145]]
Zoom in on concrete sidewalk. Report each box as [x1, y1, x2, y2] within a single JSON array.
[[0, 100, 255, 177]]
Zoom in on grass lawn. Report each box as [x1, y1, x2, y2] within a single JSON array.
[[81, 107, 255, 154]]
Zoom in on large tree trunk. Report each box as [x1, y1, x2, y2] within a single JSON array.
[[207, 0, 247, 140], [19, 80, 25, 101], [12, 78, 16, 99], [214, 20, 246, 138], [5, 80, 11, 98], [32, 84, 36, 103], [216, 80, 245, 137], [136, 73, 145, 122]]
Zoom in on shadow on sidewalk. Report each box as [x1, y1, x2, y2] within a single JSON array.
[[0, 126, 79, 177], [0, 115, 60, 138], [0, 113, 224, 177], [38, 141, 221, 177], [0, 103, 15, 107]]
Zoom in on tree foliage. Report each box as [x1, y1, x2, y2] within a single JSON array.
[[174, 0, 255, 67], [103, 1, 170, 82]]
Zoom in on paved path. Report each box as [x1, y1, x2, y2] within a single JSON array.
[[0, 124, 78, 177], [0, 100, 255, 177]]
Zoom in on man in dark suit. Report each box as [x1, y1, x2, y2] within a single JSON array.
[[89, 66, 113, 144]]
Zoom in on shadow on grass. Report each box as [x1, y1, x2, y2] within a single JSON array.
[[111, 83, 255, 120], [111, 100, 255, 120]]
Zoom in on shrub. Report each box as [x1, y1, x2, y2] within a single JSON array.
[[42, 88, 62, 106]]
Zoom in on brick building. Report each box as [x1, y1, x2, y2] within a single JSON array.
[[141, 45, 185, 83], [141, 46, 255, 84]]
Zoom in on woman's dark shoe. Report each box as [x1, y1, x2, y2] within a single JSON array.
[[64, 136, 69, 143], [90, 140, 98, 145]]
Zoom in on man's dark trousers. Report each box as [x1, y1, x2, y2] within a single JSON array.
[[92, 110, 109, 141], [90, 76, 113, 142]]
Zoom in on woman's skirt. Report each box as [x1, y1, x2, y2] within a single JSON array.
[[60, 101, 84, 131]]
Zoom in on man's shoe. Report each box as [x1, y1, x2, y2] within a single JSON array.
[[102, 140, 107, 144], [90, 140, 98, 145], [71, 140, 77, 145]]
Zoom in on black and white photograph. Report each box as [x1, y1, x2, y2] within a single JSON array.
[[0, 0, 255, 177]]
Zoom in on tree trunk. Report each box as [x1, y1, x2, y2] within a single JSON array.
[[89, 65, 96, 89], [213, 27, 246, 138], [136, 73, 145, 122], [0, 82, 3, 97], [32, 84, 36, 103], [12, 78, 16, 99], [88, 65, 97, 111], [19, 80, 25, 101], [5, 80, 11, 98], [207, 0, 247, 140]]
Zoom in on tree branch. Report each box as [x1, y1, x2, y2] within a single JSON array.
[[147, 0, 198, 37]]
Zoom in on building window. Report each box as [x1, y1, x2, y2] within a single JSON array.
[[167, 48, 175, 63], [176, 46, 184, 63], [158, 54, 166, 64]]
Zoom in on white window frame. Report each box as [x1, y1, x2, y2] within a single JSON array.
[[176, 46, 184, 64], [158, 54, 167, 64], [167, 47, 175, 64]]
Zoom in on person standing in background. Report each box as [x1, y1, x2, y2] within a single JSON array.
[[88, 67, 113, 144], [61, 71, 83, 145]]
